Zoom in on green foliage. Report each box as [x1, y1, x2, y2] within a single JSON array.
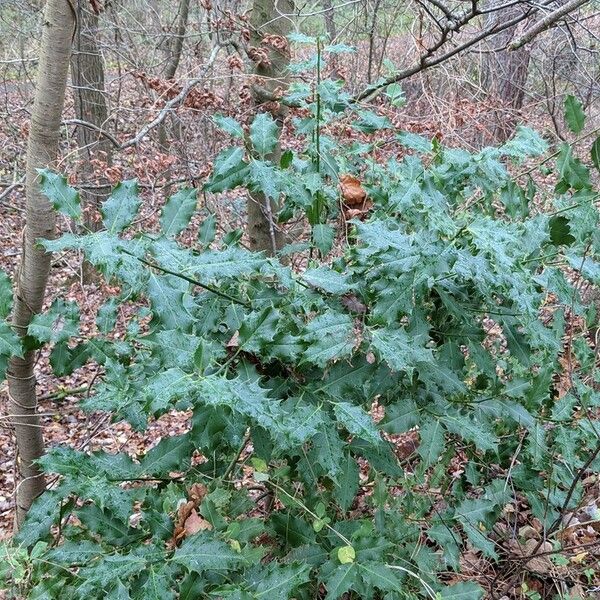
[[160, 188, 198, 237], [564, 94, 585, 134], [38, 169, 81, 220], [3, 55, 600, 600]]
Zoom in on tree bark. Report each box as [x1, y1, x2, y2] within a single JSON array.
[[482, 3, 532, 142], [164, 0, 191, 80], [8, 0, 74, 529], [321, 0, 337, 41], [158, 0, 191, 173], [247, 0, 294, 255], [71, 0, 111, 270]]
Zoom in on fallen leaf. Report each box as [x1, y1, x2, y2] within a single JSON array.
[[184, 509, 212, 535], [340, 174, 367, 206]]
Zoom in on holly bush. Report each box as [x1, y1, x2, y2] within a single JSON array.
[[1, 57, 599, 599]]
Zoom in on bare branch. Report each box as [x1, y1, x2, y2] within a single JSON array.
[[509, 0, 591, 49], [62, 119, 121, 148], [354, 0, 561, 102], [118, 45, 221, 150]]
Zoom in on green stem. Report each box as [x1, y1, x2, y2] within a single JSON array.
[[122, 249, 250, 307]]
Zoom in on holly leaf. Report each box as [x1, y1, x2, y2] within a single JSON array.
[[333, 402, 380, 445], [564, 95, 585, 134], [138, 434, 193, 476], [248, 562, 310, 600], [370, 328, 433, 375], [418, 418, 445, 466], [312, 224, 335, 255], [250, 112, 279, 157], [440, 582, 485, 599], [38, 169, 81, 219], [198, 214, 216, 246], [0, 321, 23, 379], [302, 310, 354, 367], [323, 563, 357, 599], [302, 267, 351, 295], [213, 114, 244, 138], [173, 532, 245, 572], [334, 452, 359, 511], [160, 188, 197, 237], [549, 215, 575, 246], [101, 180, 140, 233], [0, 270, 12, 319]]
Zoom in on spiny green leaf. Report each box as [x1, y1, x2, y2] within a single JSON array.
[[370, 328, 432, 375], [250, 562, 311, 600], [38, 169, 81, 219], [160, 188, 197, 237], [250, 112, 279, 157], [564, 95, 585, 134], [0, 270, 13, 320], [213, 114, 244, 138], [440, 581, 485, 599], [381, 399, 419, 434], [302, 310, 354, 367], [302, 267, 351, 294], [198, 214, 216, 246], [334, 452, 359, 511], [333, 402, 380, 445], [101, 180, 140, 233], [138, 434, 193, 476], [418, 418, 445, 466], [173, 532, 245, 572], [312, 224, 335, 255], [323, 563, 357, 599], [549, 215, 575, 246], [27, 299, 79, 344]]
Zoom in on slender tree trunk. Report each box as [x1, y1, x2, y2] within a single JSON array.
[[158, 0, 191, 168], [482, 3, 531, 142], [247, 0, 294, 255], [367, 0, 382, 84], [321, 0, 337, 41], [71, 0, 111, 282], [8, 0, 74, 529], [164, 0, 191, 80]]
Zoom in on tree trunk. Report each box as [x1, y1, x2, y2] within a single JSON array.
[[71, 0, 111, 281], [158, 0, 191, 170], [164, 0, 191, 80], [8, 0, 74, 529], [321, 0, 337, 41], [367, 0, 382, 85], [247, 0, 294, 255], [482, 3, 532, 142]]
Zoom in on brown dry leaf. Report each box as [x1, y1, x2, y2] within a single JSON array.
[[184, 509, 212, 536], [340, 174, 367, 206], [227, 331, 240, 348], [167, 484, 210, 547], [523, 539, 553, 574]]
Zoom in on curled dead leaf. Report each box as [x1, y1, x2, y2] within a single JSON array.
[[340, 174, 367, 206], [184, 509, 212, 536]]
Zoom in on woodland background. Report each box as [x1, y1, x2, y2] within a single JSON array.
[[0, 0, 600, 598]]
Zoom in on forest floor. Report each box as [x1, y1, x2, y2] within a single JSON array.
[[1, 68, 599, 598]]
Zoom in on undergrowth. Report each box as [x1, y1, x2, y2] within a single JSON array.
[[1, 40, 600, 600]]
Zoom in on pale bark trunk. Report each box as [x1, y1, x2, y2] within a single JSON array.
[[8, 0, 74, 528], [71, 0, 111, 275], [482, 3, 531, 142], [247, 0, 294, 255]]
